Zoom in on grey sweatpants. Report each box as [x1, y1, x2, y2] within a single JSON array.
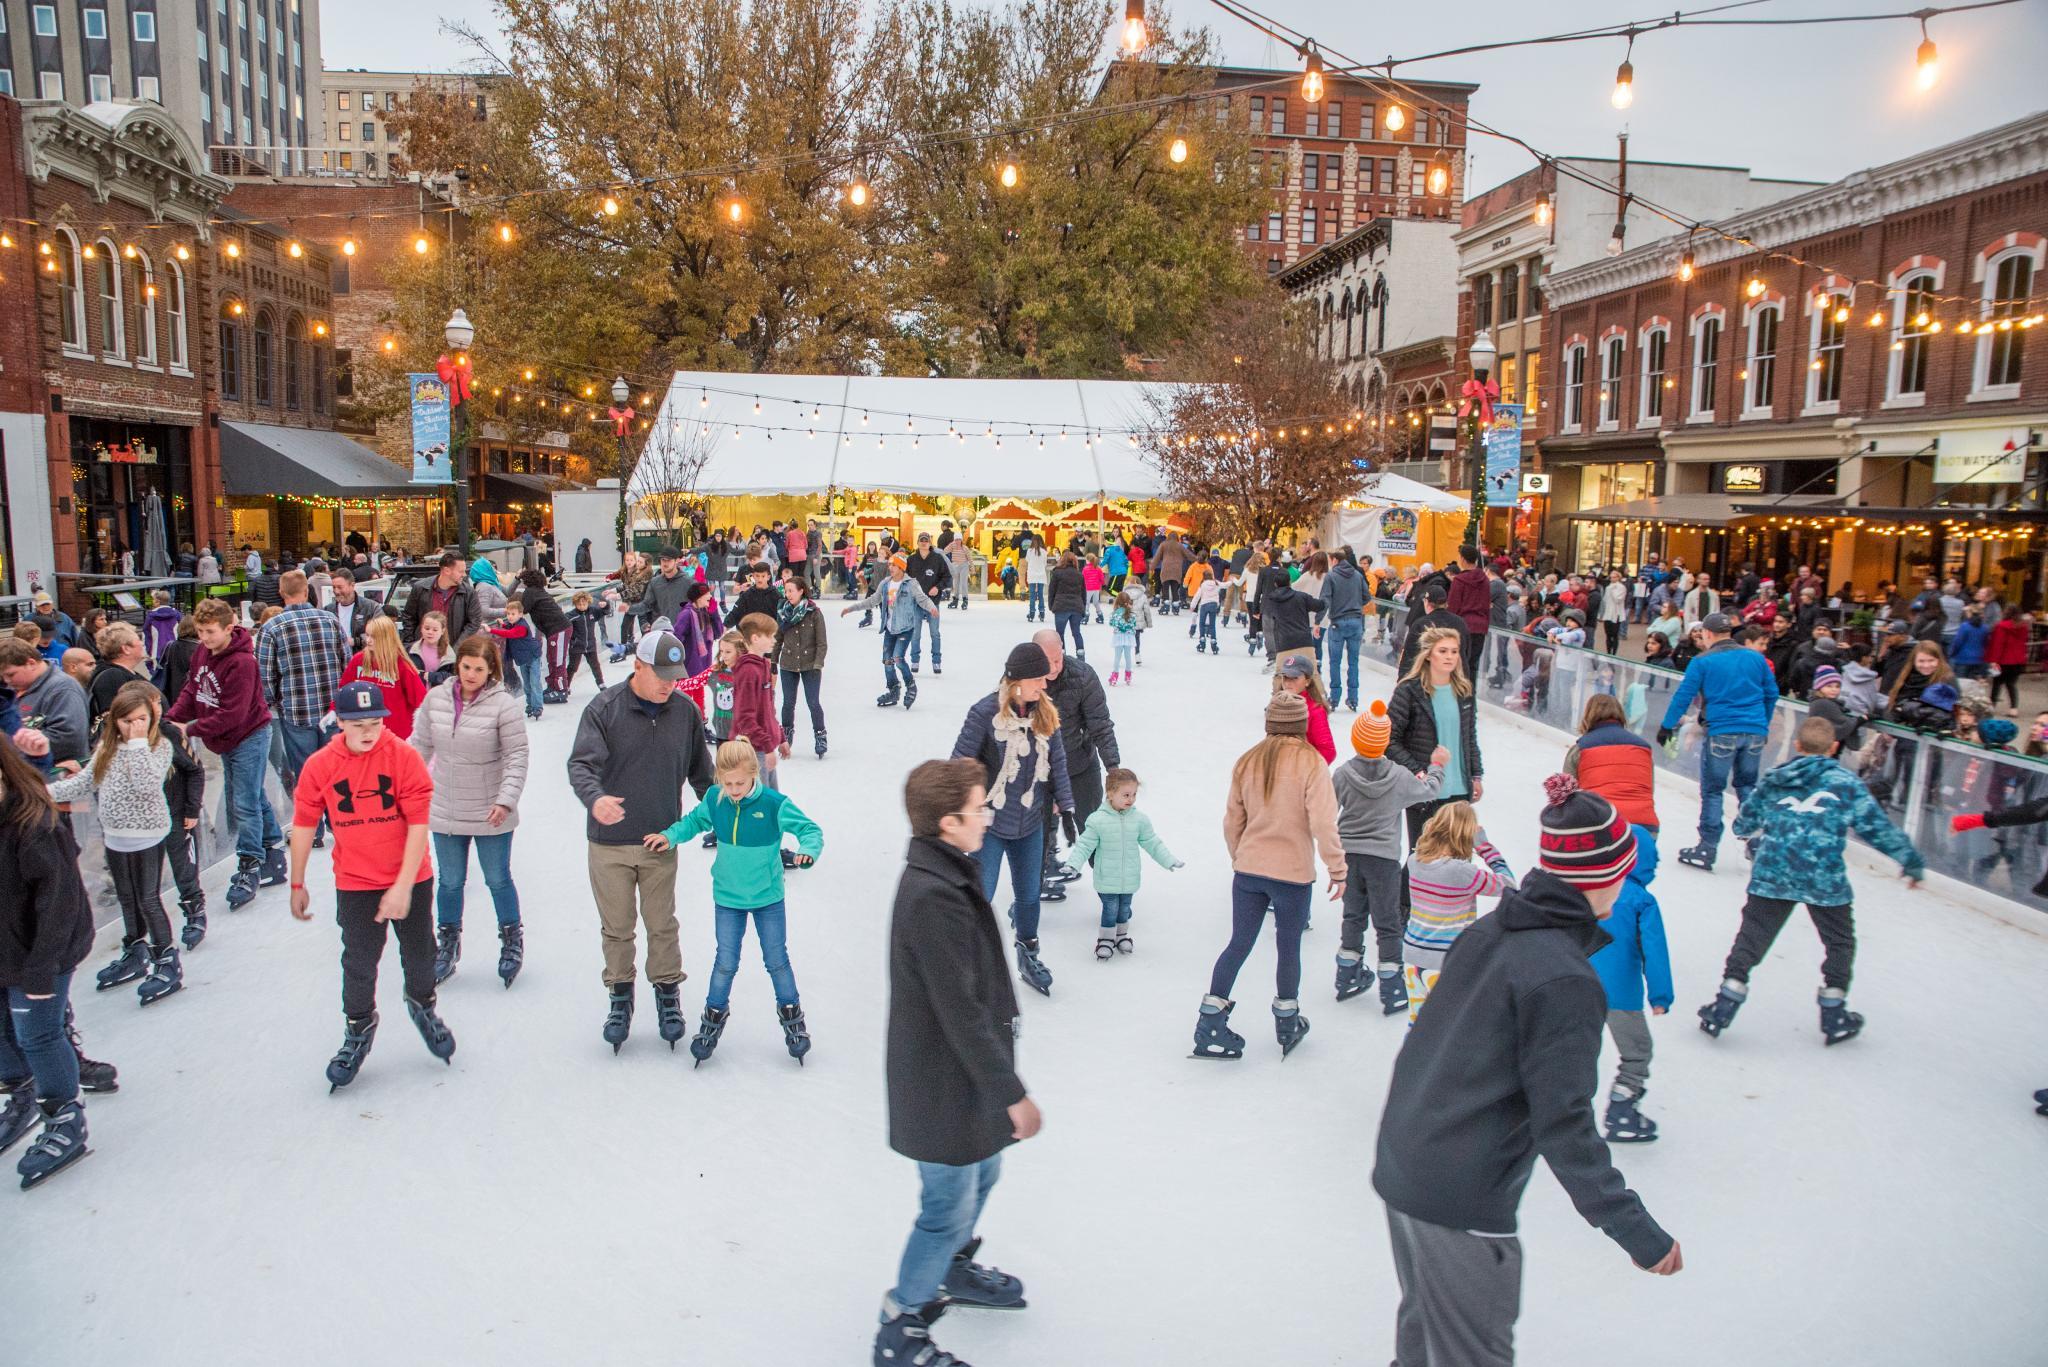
[[1339, 853, 1405, 962], [1387, 1206, 1520, 1366], [1607, 1009, 1653, 1095]]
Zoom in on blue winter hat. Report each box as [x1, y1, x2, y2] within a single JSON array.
[[1920, 683, 1960, 713], [1978, 718, 2018, 745]]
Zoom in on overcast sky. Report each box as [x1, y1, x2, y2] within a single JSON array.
[[324, 0, 2047, 191]]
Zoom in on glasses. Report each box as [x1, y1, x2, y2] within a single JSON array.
[[950, 805, 995, 824]]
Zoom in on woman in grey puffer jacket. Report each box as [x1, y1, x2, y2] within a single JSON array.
[[409, 634, 531, 987]]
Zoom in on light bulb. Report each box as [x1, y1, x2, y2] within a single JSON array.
[[1301, 50, 1325, 104], [497, 223, 514, 242], [1122, 0, 1146, 51], [1384, 104, 1405, 132], [224, 241, 240, 259], [848, 181, 870, 207], [1611, 60, 1634, 109], [123, 243, 138, 258], [601, 196, 620, 216], [1746, 277, 1765, 299], [175, 244, 190, 260], [1916, 36, 1938, 90], [1913, 312, 1930, 328], [1169, 137, 1188, 164], [1000, 162, 1019, 188], [413, 235, 429, 254], [1868, 311, 1885, 327], [287, 240, 303, 258], [1426, 151, 1450, 198], [340, 239, 355, 257], [1535, 199, 1552, 227], [727, 199, 744, 224], [1677, 250, 1695, 282], [1833, 306, 1850, 324]]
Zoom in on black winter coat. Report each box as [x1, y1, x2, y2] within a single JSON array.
[[1374, 871, 1673, 1268], [1258, 572, 1317, 652], [518, 584, 570, 638], [1396, 607, 1471, 678], [0, 813, 96, 994], [888, 836, 1026, 1166], [1045, 658, 1120, 767], [1983, 795, 2048, 897], [160, 636, 201, 715], [1048, 565, 1086, 615], [725, 584, 782, 630], [162, 719, 205, 823], [1385, 676, 1483, 789]]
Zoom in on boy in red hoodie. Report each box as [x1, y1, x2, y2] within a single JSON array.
[[166, 599, 285, 908], [731, 613, 785, 791], [288, 680, 451, 1091]]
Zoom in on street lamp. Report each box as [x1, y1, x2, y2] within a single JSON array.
[[1464, 328, 1498, 548], [611, 375, 631, 558], [443, 308, 476, 557]]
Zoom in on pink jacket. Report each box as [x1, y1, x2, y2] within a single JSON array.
[[1082, 563, 1105, 591]]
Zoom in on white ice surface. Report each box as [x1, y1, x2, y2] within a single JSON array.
[[16, 599, 2048, 1365]]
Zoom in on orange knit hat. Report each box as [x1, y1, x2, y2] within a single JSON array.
[[1351, 699, 1392, 758]]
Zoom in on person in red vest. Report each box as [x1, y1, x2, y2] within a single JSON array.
[[1563, 694, 1659, 833]]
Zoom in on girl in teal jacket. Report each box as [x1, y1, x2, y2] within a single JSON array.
[[1065, 767, 1181, 959]]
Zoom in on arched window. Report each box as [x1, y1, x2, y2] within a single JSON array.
[[129, 250, 158, 366], [1372, 277, 1389, 351], [165, 261, 189, 371], [96, 238, 126, 358], [1973, 244, 2038, 398], [55, 229, 87, 354], [1743, 301, 1781, 417], [312, 340, 329, 414], [1888, 271, 1938, 403], [1805, 287, 1851, 411], [1599, 333, 1625, 428], [218, 302, 242, 400], [1689, 309, 1724, 419], [1562, 341, 1588, 432], [285, 313, 304, 410], [253, 310, 275, 405], [1639, 325, 1669, 424]]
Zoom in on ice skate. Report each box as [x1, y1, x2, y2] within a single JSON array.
[[433, 924, 461, 985], [94, 941, 150, 992], [1376, 969, 1409, 1016], [873, 1300, 969, 1367], [497, 924, 524, 988], [1697, 979, 1748, 1038], [66, 1011, 116, 1094], [1051, 862, 1081, 884], [1095, 934, 1115, 961], [778, 1003, 811, 1063], [1604, 1088, 1659, 1143], [180, 895, 207, 950], [1819, 991, 1864, 1046], [1274, 999, 1310, 1057], [939, 1236, 1026, 1309], [815, 731, 828, 758], [1334, 951, 1368, 1002], [1039, 879, 1066, 903], [1676, 844, 1716, 872], [1191, 995, 1244, 1059], [1014, 938, 1052, 995], [903, 680, 919, 711], [16, 1099, 88, 1190], [689, 1005, 728, 1066], [0, 1080, 37, 1155], [226, 856, 261, 910], [405, 996, 456, 1063], [1114, 927, 1134, 955], [258, 843, 289, 887], [603, 983, 635, 1053], [137, 945, 183, 1006], [876, 687, 900, 708], [2034, 1087, 2048, 1117], [326, 1013, 378, 1091], [654, 982, 686, 1048]]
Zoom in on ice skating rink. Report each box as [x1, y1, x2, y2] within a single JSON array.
[[17, 600, 2047, 1365]]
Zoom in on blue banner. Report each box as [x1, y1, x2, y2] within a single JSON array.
[[1482, 402, 1524, 500], [409, 373, 454, 484]]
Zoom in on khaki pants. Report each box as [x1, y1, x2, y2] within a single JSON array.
[[588, 841, 683, 986]]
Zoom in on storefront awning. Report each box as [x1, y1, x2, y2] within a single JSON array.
[[1571, 493, 1834, 527], [486, 471, 576, 498], [220, 422, 421, 499]]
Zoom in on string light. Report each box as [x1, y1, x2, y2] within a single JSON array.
[[999, 162, 1020, 189], [1915, 19, 1939, 89], [1612, 33, 1636, 109], [1677, 248, 1695, 282], [340, 238, 356, 257], [726, 198, 745, 224], [1300, 47, 1325, 104], [412, 235, 429, 255], [287, 240, 303, 258], [497, 223, 515, 243], [1868, 311, 1885, 327], [223, 241, 240, 259], [601, 196, 620, 217], [313, 322, 328, 337], [1168, 137, 1188, 164], [1745, 276, 1765, 299], [1383, 102, 1406, 132], [847, 180, 870, 208], [122, 243, 138, 259], [1426, 150, 1451, 197], [382, 338, 396, 353], [1534, 198, 1552, 227], [1121, 0, 1146, 52]]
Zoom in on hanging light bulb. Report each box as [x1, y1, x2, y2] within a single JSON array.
[[175, 243, 191, 261], [726, 198, 745, 225], [1612, 34, 1636, 109], [523, 368, 536, 381], [497, 223, 515, 243], [1000, 162, 1019, 189], [1534, 198, 1552, 228], [1168, 136, 1188, 164], [1384, 102, 1406, 133], [1745, 276, 1765, 299], [287, 240, 303, 258], [223, 241, 241, 259], [123, 243, 138, 259], [1121, 0, 1146, 52], [340, 238, 356, 258], [413, 235, 429, 255], [1915, 21, 1939, 90], [1426, 150, 1451, 198], [601, 195, 621, 216], [1300, 48, 1325, 105], [1868, 311, 1885, 327], [1677, 249, 1695, 282], [847, 180, 870, 208], [1833, 304, 1851, 324]]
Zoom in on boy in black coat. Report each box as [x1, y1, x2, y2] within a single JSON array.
[[876, 757, 1043, 1366]]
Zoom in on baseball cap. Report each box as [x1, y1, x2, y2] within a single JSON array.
[[333, 681, 390, 720], [635, 629, 692, 681], [1277, 654, 1316, 680], [1883, 620, 1911, 636], [1700, 611, 1735, 633]]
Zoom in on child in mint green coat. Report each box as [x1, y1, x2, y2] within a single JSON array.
[[1066, 767, 1182, 959]]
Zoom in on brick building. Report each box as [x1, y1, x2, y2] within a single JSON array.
[[1537, 111, 2047, 605]]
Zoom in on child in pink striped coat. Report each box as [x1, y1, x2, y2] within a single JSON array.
[[1402, 801, 1515, 1024]]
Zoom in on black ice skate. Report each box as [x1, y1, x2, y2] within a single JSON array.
[[1377, 969, 1409, 1017], [1013, 938, 1052, 996], [815, 731, 828, 758], [903, 680, 919, 711], [179, 895, 207, 950], [873, 1299, 968, 1367], [0, 1080, 37, 1155], [258, 843, 289, 887], [1334, 951, 1368, 1002], [433, 925, 461, 985], [16, 1099, 89, 1190], [66, 1009, 116, 1094], [327, 1013, 379, 1092], [137, 945, 183, 1007], [876, 687, 900, 708], [2035, 1087, 2048, 1117], [1191, 995, 1244, 1059], [1818, 991, 1864, 1046], [497, 924, 524, 988], [778, 1003, 812, 1064], [94, 941, 150, 992], [1274, 999, 1310, 1058], [654, 982, 686, 1048], [603, 983, 635, 1054], [1604, 1088, 1659, 1143], [1676, 844, 1716, 872], [225, 855, 261, 910], [1697, 979, 1747, 1038], [689, 1006, 728, 1066], [939, 1236, 1026, 1310], [405, 996, 456, 1064]]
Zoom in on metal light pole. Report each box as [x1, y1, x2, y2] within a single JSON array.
[[1464, 328, 1497, 549], [611, 375, 631, 558], [444, 308, 476, 557]]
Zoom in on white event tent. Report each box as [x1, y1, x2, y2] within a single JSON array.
[[633, 372, 1177, 502]]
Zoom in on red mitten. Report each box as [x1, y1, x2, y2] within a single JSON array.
[[1950, 813, 1986, 833]]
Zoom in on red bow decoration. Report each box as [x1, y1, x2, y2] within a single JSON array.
[[608, 405, 636, 437], [434, 353, 472, 405], [1457, 376, 1499, 427]]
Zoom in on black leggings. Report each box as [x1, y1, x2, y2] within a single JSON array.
[[338, 882, 438, 1020], [780, 669, 825, 740], [1603, 621, 1623, 653], [1989, 666, 2022, 711], [107, 843, 173, 949], [1723, 895, 1857, 992], [1209, 872, 1312, 1000], [566, 648, 606, 688]]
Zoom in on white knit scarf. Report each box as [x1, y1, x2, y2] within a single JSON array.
[[989, 706, 1048, 812]]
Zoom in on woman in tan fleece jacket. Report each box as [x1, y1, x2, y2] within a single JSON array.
[[1193, 693, 1346, 1060]]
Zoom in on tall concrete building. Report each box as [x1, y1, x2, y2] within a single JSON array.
[[315, 67, 491, 177], [0, 0, 322, 174]]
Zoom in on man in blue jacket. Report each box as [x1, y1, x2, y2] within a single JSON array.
[[1655, 612, 1778, 872]]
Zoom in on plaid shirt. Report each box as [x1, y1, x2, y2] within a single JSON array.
[[257, 603, 353, 726]]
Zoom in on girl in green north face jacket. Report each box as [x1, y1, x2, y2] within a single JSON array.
[[1064, 768, 1182, 959]]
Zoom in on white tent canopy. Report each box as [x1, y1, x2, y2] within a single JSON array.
[[1345, 471, 1470, 513], [633, 371, 1177, 501]]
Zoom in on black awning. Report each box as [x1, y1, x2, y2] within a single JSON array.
[[220, 421, 423, 499], [485, 471, 568, 498]]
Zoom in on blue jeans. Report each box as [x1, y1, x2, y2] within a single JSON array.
[[1696, 732, 1766, 852], [706, 900, 798, 1009], [978, 825, 1046, 939], [1110, 636, 1133, 675], [517, 655, 545, 711], [433, 831, 521, 928], [889, 1154, 1003, 1315], [908, 603, 941, 666], [1026, 583, 1045, 619], [1210, 872, 1312, 999], [1099, 891, 1133, 928], [1325, 616, 1364, 707], [223, 723, 284, 863], [0, 975, 78, 1104], [881, 629, 913, 691], [1054, 610, 1086, 655], [1198, 602, 1219, 646]]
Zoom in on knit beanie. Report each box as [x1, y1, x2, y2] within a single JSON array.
[[1003, 642, 1052, 681], [1352, 699, 1392, 758], [1812, 664, 1842, 691], [1537, 774, 1637, 890], [1265, 693, 1309, 737]]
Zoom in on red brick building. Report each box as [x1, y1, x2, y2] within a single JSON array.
[[1536, 112, 2046, 603]]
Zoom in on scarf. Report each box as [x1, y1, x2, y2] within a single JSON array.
[[989, 704, 1048, 812], [776, 598, 815, 631]]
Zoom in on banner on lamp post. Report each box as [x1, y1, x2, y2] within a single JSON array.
[[409, 373, 454, 485], [1483, 403, 1525, 499]]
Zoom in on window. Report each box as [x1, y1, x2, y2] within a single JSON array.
[[253, 312, 274, 405], [1499, 263, 1519, 322], [1745, 304, 1780, 415], [361, 91, 374, 112], [138, 76, 160, 102], [1525, 259, 1543, 313], [89, 74, 114, 103], [285, 315, 303, 410], [57, 231, 87, 354], [1523, 352, 1540, 414], [134, 9, 156, 39], [1807, 292, 1848, 409], [1409, 164, 1426, 198], [96, 242, 126, 358], [1360, 104, 1375, 137], [1303, 156, 1318, 192], [1305, 107, 1319, 137], [385, 92, 396, 111], [337, 91, 350, 111], [197, 27, 209, 60], [1245, 217, 1261, 243], [130, 253, 157, 366], [337, 121, 350, 141], [1890, 273, 1937, 402], [312, 344, 328, 413], [338, 151, 352, 170], [1377, 159, 1395, 196], [363, 152, 378, 173], [0, 72, 11, 96], [38, 71, 63, 99], [1266, 257, 1280, 276], [1641, 328, 1668, 421], [1324, 154, 1341, 191], [1499, 354, 1518, 408], [84, 6, 108, 38], [165, 262, 188, 370], [1417, 111, 1430, 143], [1600, 336, 1624, 427], [1975, 249, 2034, 395], [32, 4, 56, 35], [1301, 205, 1318, 245], [1266, 211, 1283, 241], [362, 121, 374, 142], [1691, 314, 1723, 418], [218, 306, 240, 399], [1269, 98, 1285, 135], [1472, 273, 1493, 332], [1562, 344, 1587, 432]]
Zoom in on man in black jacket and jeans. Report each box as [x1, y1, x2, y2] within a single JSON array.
[[1034, 628, 1118, 896], [1374, 779, 1681, 1364], [877, 757, 1043, 1366]]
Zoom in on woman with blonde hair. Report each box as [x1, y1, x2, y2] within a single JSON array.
[[1387, 626, 1483, 836], [342, 614, 429, 740], [1193, 692, 1346, 1059], [951, 642, 1075, 995]]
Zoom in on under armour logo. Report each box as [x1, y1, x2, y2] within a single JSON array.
[[333, 775, 397, 814]]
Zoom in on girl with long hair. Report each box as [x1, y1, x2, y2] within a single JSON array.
[[409, 610, 453, 687], [1193, 693, 1345, 1060], [342, 614, 429, 739], [1402, 801, 1514, 1023]]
